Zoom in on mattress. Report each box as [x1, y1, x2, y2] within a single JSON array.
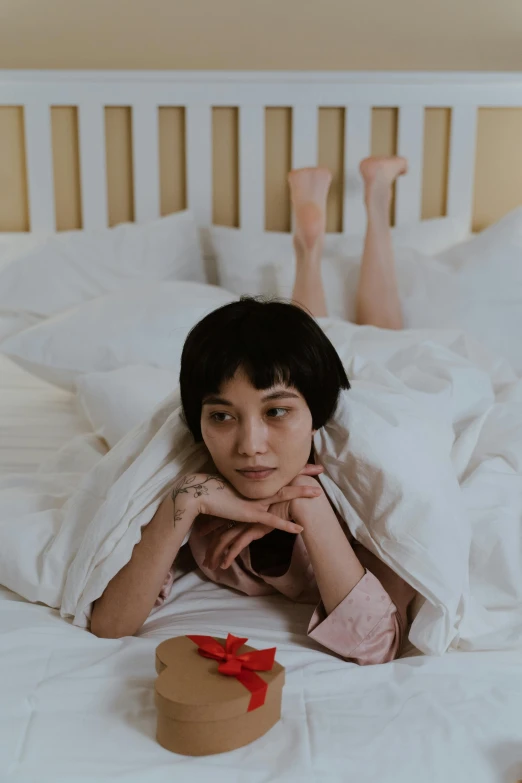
[[1, 359, 522, 783]]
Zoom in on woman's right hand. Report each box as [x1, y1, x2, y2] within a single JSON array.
[[170, 472, 322, 534]]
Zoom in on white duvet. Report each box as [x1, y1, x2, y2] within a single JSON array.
[[0, 318, 521, 658]]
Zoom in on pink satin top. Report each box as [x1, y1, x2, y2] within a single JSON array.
[[156, 518, 417, 666]]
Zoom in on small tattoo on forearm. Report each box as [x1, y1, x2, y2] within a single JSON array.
[[171, 474, 225, 527]]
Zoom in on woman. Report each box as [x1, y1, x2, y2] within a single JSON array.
[[91, 157, 416, 665]]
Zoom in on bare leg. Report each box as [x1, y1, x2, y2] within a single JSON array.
[[356, 156, 408, 330], [288, 167, 332, 318]]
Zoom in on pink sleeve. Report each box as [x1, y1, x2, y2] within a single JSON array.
[[307, 569, 404, 665]]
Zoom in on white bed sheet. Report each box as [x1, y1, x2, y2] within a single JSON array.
[[1, 360, 522, 783]]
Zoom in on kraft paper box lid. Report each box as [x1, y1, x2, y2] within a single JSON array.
[[155, 635, 285, 723]]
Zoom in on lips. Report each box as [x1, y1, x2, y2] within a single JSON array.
[[236, 467, 276, 480]]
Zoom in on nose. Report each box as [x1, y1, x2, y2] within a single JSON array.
[[236, 418, 268, 457]]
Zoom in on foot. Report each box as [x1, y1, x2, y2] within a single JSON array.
[[359, 156, 408, 209], [288, 167, 332, 252]]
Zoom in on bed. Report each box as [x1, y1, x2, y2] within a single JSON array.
[[1, 71, 522, 783]]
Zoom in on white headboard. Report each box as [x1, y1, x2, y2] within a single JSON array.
[[1, 70, 522, 237]]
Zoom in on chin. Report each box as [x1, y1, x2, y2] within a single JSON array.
[[241, 486, 277, 500], [230, 474, 284, 500]]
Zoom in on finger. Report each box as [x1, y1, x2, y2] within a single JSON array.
[[203, 524, 238, 566], [229, 500, 308, 532], [206, 526, 246, 570], [220, 523, 272, 569], [299, 464, 324, 475], [203, 526, 233, 568], [221, 529, 261, 569], [212, 527, 248, 570], [263, 484, 322, 506], [258, 511, 304, 534]]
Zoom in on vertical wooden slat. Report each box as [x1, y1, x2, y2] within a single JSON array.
[[343, 106, 372, 235], [132, 101, 160, 223], [212, 107, 239, 227], [395, 105, 425, 226], [51, 107, 82, 231], [159, 106, 187, 216], [105, 107, 134, 226], [292, 105, 318, 170], [265, 108, 292, 232], [0, 107, 29, 231], [447, 105, 478, 231], [239, 105, 265, 233], [78, 101, 108, 230], [318, 108, 345, 233], [23, 101, 55, 232], [186, 104, 212, 228], [421, 108, 451, 220]]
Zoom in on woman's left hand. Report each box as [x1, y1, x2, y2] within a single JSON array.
[[198, 464, 324, 570]]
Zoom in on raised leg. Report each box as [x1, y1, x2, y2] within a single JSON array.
[[288, 167, 332, 318], [356, 156, 408, 330]]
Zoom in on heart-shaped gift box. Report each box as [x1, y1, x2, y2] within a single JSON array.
[[155, 633, 285, 756]]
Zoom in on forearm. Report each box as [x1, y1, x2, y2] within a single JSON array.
[[298, 498, 365, 615], [90, 493, 195, 638]]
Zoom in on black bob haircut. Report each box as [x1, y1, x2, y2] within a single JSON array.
[[179, 296, 350, 443]]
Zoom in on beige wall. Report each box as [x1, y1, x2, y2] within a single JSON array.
[[1, 0, 522, 233], [2, 0, 522, 71]]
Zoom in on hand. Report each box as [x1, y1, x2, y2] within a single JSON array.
[[171, 468, 322, 535], [197, 467, 324, 570]]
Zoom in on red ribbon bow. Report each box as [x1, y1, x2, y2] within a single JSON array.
[[187, 633, 276, 712]]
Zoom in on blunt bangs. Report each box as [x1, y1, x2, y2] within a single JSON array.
[[179, 296, 350, 442]]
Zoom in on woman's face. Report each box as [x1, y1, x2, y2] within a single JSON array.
[[200, 367, 316, 499]]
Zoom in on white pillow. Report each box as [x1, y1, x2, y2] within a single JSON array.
[[0, 211, 204, 340], [75, 366, 179, 448], [2, 281, 238, 391], [210, 216, 469, 301], [0, 232, 47, 266], [275, 246, 458, 323], [405, 207, 522, 372]]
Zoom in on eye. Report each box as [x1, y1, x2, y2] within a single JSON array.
[[266, 407, 289, 418], [210, 412, 233, 423]]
